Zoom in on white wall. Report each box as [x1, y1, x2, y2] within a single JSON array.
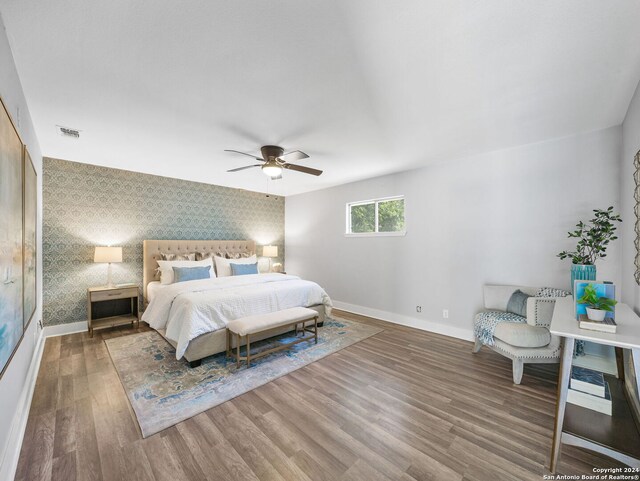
[[621, 81, 640, 312], [0, 12, 43, 480], [286, 127, 622, 339], [620, 80, 640, 413]]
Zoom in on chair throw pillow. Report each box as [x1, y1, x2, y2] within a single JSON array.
[[506, 289, 530, 317], [536, 287, 571, 298]]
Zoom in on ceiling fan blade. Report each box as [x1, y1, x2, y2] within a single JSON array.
[[224, 150, 265, 161], [227, 164, 262, 172], [283, 163, 322, 176], [279, 150, 309, 162]]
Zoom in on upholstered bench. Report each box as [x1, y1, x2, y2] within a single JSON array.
[[226, 307, 319, 368]]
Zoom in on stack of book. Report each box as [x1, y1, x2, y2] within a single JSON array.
[[578, 314, 617, 333], [567, 366, 612, 415]]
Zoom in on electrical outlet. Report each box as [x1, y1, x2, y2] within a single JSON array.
[[416, 305, 422, 313], [442, 309, 449, 319]]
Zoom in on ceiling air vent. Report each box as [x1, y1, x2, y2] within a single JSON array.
[[56, 125, 80, 138]]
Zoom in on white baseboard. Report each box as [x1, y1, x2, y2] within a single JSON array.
[[0, 329, 45, 481], [332, 300, 475, 342], [43, 320, 88, 338]]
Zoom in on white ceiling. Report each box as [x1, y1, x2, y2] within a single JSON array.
[[1, 0, 640, 196]]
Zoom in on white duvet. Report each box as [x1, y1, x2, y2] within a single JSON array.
[[141, 274, 332, 359]]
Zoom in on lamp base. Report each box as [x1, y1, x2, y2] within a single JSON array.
[[106, 263, 115, 288]]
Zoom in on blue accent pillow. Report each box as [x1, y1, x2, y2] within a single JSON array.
[[506, 289, 530, 317], [172, 266, 211, 283], [230, 262, 259, 276]]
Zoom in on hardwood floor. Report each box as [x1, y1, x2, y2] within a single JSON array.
[[16, 311, 624, 481]]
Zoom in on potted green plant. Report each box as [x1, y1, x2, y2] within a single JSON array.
[[576, 283, 617, 321], [557, 206, 622, 291]]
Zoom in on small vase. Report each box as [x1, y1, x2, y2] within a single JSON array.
[[570, 264, 596, 294], [586, 307, 606, 322]]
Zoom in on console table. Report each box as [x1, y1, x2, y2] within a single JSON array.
[[549, 297, 640, 472]]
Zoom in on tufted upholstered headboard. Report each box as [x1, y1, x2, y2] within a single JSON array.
[[142, 239, 256, 300]]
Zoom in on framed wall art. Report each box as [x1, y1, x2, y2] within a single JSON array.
[[0, 95, 24, 378], [23, 147, 37, 328]]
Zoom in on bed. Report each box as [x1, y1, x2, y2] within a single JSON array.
[[141, 240, 331, 366]]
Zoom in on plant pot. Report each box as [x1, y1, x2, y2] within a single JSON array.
[[586, 307, 607, 322], [571, 264, 596, 294]]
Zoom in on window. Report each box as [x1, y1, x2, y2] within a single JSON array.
[[346, 196, 405, 236]]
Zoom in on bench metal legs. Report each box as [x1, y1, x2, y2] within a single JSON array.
[[226, 315, 319, 369]]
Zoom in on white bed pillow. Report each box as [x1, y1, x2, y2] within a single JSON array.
[[157, 258, 215, 285], [214, 255, 257, 277]]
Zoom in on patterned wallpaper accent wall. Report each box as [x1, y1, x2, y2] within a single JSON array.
[[43, 157, 284, 326]]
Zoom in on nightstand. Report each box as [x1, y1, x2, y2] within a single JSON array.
[[87, 284, 140, 337]]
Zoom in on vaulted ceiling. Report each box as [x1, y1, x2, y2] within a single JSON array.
[[2, 1, 640, 195]]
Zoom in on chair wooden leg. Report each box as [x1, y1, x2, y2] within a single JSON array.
[[512, 358, 524, 384], [472, 338, 482, 353]]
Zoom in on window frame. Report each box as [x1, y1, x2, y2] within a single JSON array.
[[345, 195, 406, 237]]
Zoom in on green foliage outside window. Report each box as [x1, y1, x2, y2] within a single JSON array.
[[350, 203, 375, 233], [378, 199, 405, 232], [348, 197, 405, 234]]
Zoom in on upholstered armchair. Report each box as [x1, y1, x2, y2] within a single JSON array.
[[473, 285, 567, 384]]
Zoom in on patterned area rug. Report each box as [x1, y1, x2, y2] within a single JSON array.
[[105, 317, 382, 437]]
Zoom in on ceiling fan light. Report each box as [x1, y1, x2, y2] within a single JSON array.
[[262, 163, 283, 177]]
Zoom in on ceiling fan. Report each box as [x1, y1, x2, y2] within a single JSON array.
[[225, 145, 322, 179]]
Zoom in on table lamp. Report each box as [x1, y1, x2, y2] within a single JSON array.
[[94, 246, 122, 287], [262, 245, 278, 272]]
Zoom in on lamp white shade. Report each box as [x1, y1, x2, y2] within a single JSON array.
[[94, 246, 123, 263], [262, 245, 278, 258]]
